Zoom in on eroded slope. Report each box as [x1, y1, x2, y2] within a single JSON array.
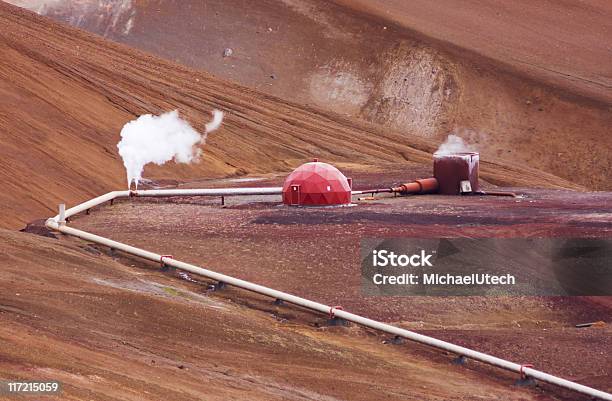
[[10, 0, 612, 189], [0, 2, 578, 229]]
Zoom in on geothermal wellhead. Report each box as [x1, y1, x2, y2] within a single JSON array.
[[433, 152, 480, 195]]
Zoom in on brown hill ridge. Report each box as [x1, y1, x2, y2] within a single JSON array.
[[0, 2, 582, 229], [14, 0, 612, 190]]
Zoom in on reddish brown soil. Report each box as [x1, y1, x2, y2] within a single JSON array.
[[66, 173, 612, 398], [0, 3, 610, 400], [15, 0, 612, 189], [0, 2, 581, 230], [337, 0, 612, 104], [1, 227, 572, 401]]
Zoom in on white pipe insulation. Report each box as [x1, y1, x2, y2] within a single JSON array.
[[44, 189, 612, 401], [133, 187, 283, 197], [50, 188, 282, 222]]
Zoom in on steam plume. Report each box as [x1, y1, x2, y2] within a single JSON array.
[[117, 109, 224, 189], [205, 109, 224, 133], [435, 134, 473, 155]]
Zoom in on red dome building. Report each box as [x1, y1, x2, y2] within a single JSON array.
[[282, 160, 352, 206]]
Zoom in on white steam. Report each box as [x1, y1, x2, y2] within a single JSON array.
[[117, 109, 224, 189], [435, 134, 474, 155], [204, 109, 224, 138]]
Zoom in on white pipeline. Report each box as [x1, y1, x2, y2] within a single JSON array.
[[51, 188, 282, 221], [45, 190, 612, 401], [133, 187, 283, 197]]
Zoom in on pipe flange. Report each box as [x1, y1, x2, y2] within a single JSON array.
[[520, 363, 534, 379], [160, 254, 173, 267], [329, 305, 343, 319]]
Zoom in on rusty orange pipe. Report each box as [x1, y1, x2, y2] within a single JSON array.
[[391, 178, 439, 194], [355, 178, 439, 197]]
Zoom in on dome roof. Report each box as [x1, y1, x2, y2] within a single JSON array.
[[282, 160, 352, 206]]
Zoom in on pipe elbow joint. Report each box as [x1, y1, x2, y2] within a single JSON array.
[[45, 218, 60, 230]]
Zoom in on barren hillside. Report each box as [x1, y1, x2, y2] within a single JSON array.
[[0, 3, 610, 400], [1, 228, 546, 401], [10, 0, 611, 189], [0, 2, 578, 229], [337, 0, 612, 103]]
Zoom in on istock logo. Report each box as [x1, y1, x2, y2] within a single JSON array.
[[372, 249, 434, 267]]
